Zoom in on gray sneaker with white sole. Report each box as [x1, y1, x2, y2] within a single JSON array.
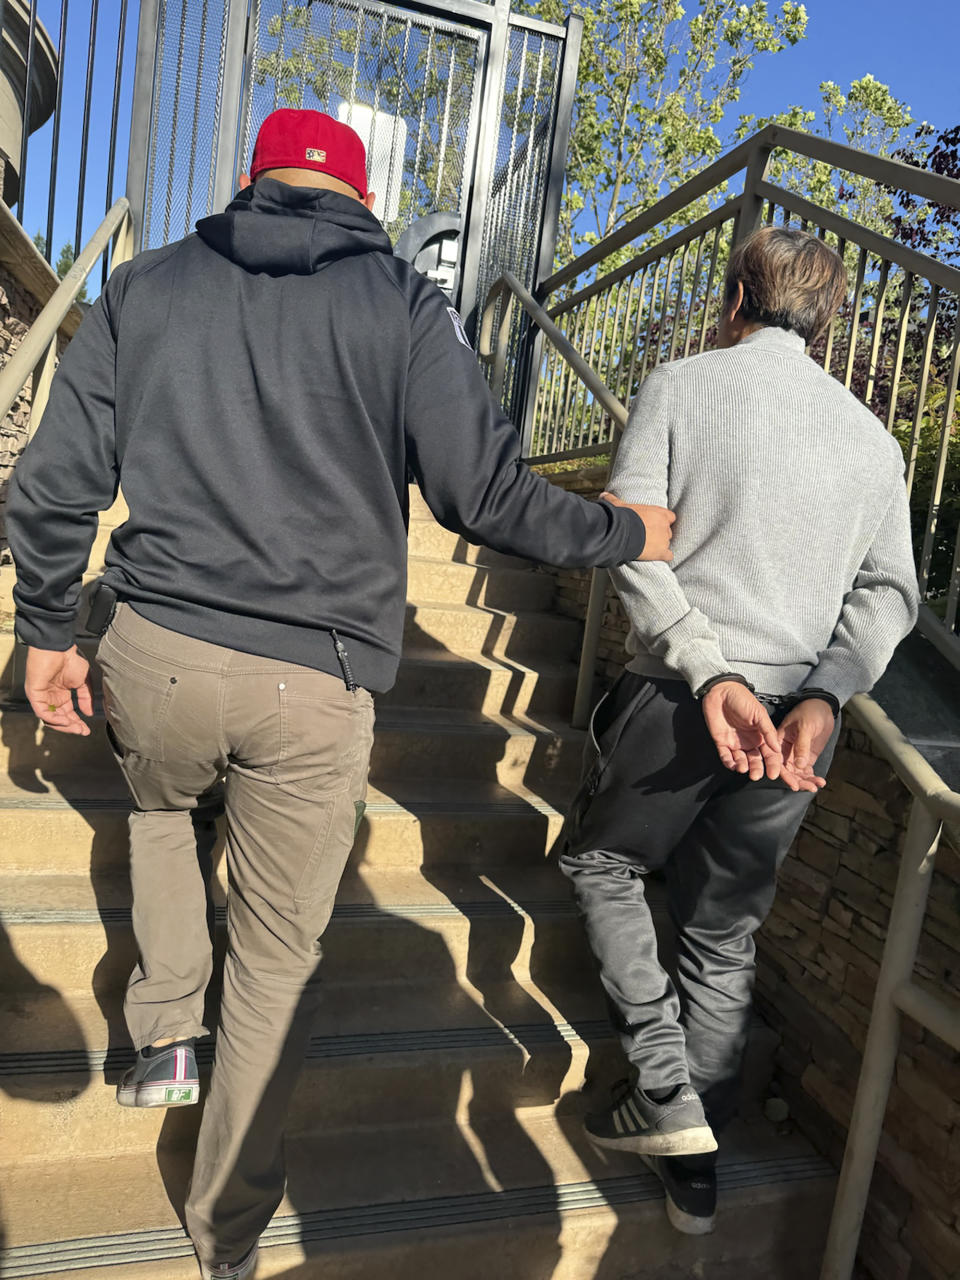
[[116, 1039, 200, 1108]]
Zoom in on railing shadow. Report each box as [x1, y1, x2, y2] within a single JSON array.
[[0, 653, 95, 1261]]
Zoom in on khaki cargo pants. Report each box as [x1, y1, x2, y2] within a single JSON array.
[[97, 604, 375, 1265]]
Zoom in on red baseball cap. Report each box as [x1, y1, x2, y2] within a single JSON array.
[[249, 108, 368, 197]]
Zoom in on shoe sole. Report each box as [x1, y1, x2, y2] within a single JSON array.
[[199, 1242, 259, 1279], [640, 1155, 717, 1236], [117, 1081, 200, 1108], [588, 1125, 718, 1157], [665, 1196, 716, 1235]]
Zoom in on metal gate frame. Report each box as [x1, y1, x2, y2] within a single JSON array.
[[125, 0, 581, 338]]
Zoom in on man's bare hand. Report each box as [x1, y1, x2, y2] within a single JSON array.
[[25, 645, 94, 736], [600, 491, 675, 562], [777, 699, 833, 794], [702, 681, 782, 782]]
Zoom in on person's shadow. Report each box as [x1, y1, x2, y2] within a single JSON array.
[[0, 650, 97, 1259], [152, 803, 565, 1277]]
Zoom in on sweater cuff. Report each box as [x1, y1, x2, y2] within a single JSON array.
[[667, 639, 732, 694], [801, 654, 867, 709]]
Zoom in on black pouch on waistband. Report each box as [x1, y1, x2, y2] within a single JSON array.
[[86, 580, 119, 637]]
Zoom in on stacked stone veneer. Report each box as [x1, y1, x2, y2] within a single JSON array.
[[0, 263, 51, 562], [0, 206, 80, 568], [538, 462, 960, 1280]]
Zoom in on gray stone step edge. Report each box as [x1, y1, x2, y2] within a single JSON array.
[[1, 1156, 835, 1277], [0, 1017, 613, 1078]]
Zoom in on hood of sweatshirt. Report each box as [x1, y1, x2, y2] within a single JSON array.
[[195, 177, 394, 276]]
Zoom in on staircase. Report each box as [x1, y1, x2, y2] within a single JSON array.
[[0, 488, 835, 1280]]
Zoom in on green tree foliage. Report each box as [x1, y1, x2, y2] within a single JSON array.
[[32, 233, 89, 304], [515, 0, 808, 259], [738, 74, 917, 232]]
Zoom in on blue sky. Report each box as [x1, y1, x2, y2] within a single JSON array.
[[19, 0, 960, 271], [734, 0, 959, 135]]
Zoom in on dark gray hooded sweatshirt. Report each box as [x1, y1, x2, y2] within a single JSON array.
[[7, 179, 645, 691]]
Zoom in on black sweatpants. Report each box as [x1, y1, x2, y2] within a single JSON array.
[[559, 672, 840, 1131]]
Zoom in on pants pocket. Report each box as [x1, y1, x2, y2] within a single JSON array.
[[292, 789, 357, 911], [98, 634, 179, 762], [275, 683, 370, 797]]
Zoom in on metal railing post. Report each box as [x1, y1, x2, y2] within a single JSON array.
[[211, 0, 251, 215], [110, 211, 135, 275], [457, 0, 511, 339], [125, 0, 161, 253], [29, 336, 57, 438], [733, 142, 773, 245], [571, 569, 606, 728], [819, 796, 944, 1280]]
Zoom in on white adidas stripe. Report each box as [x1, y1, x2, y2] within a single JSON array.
[[625, 1096, 648, 1131]]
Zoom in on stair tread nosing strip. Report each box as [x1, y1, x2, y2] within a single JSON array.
[[0, 1020, 616, 1076], [0, 900, 585, 927], [0, 1157, 836, 1275]]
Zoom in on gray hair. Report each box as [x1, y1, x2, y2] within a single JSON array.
[[724, 226, 848, 344]]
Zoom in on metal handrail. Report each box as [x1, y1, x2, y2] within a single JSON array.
[[479, 271, 627, 728], [479, 272, 629, 431], [0, 197, 131, 427], [547, 195, 745, 319], [755, 179, 960, 297], [847, 694, 960, 823], [538, 123, 960, 297]]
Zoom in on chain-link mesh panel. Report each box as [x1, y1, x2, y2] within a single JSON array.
[[476, 25, 562, 418], [143, 0, 232, 249], [242, 0, 484, 242]]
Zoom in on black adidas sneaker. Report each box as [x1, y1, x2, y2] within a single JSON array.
[[116, 1039, 200, 1108], [642, 1152, 718, 1234], [584, 1078, 717, 1157]]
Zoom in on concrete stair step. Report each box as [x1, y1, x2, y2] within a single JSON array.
[[406, 519, 533, 569], [0, 986, 775, 1167], [0, 702, 586, 790], [403, 600, 580, 663], [1, 633, 578, 719], [382, 649, 576, 717], [0, 974, 607, 1055], [406, 557, 555, 612], [0, 1112, 835, 1278], [0, 869, 597, 996], [0, 1018, 620, 1164], [2, 601, 581, 701], [0, 778, 566, 875]]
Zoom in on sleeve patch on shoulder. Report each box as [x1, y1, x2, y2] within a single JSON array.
[[446, 307, 472, 349]]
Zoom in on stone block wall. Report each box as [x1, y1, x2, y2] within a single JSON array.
[[536, 462, 960, 1280], [0, 201, 82, 567], [0, 262, 50, 562]]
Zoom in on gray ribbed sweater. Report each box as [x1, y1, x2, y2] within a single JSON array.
[[608, 326, 919, 704]]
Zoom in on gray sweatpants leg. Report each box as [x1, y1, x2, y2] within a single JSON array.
[[559, 672, 839, 1130]]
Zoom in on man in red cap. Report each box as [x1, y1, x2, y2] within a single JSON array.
[[6, 108, 674, 1278]]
